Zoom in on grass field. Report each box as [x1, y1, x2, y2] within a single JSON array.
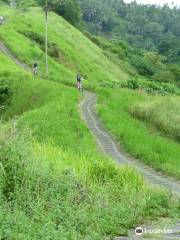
[[97, 88, 180, 178], [0, 4, 180, 239], [130, 96, 180, 142], [1, 54, 178, 239], [0, 6, 128, 88]]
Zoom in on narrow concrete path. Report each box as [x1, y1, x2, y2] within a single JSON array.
[[1, 39, 179, 239], [81, 92, 180, 197], [81, 92, 180, 239], [1, 40, 179, 196]]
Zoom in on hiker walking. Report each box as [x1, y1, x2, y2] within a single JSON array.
[[77, 73, 81, 90], [0, 16, 4, 25], [76, 73, 84, 92], [33, 63, 38, 76]]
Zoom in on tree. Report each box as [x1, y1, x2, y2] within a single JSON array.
[[78, 0, 180, 63], [153, 70, 175, 83], [37, 0, 82, 26]]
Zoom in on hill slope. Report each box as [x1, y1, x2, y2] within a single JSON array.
[[0, 5, 179, 239], [78, 0, 180, 63], [0, 6, 128, 88]]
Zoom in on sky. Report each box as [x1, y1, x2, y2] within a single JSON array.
[[124, 0, 180, 7]]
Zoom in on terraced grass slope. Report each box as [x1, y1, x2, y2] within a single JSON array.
[[0, 5, 180, 239], [1, 50, 177, 239], [0, 5, 128, 89]]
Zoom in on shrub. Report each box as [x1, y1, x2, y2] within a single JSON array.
[[19, 31, 60, 58], [130, 97, 180, 141], [108, 78, 180, 95], [20, 31, 44, 45], [48, 42, 60, 58], [0, 77, 11, 107], [153, 70, 175, 83], [0, 124, 177, 238], [131, 55, 155, 76]]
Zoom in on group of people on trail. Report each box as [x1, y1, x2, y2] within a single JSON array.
[[33, 63, 84, 92]]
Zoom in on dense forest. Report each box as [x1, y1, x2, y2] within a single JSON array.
[[1, 0, 180, 85], [78, 0, 180, 61], [85, 0, 180, 85], [77, 0, 180, 85]]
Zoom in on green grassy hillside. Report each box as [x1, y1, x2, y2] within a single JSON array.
[[98, 89, 180, 178], [0, 5, 180, 239], [0, 6, 128, 88], [130, 96, 180, 142], [1, 51, 176, 239]]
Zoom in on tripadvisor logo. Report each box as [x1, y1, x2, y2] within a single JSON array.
[[135, 227, 144, 236]]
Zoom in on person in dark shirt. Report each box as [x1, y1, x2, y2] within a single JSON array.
[[33, 63, 38, 76], [77, 73, 81, 89]]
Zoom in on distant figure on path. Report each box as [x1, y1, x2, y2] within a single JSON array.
[[33, 63, 38, 76], [76, 73, 84, 92], [77, 73, 81, 90], [10, 0, 17, 8], [0, 16, 4, 25]]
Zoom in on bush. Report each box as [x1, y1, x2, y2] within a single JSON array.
[[0, 77, 11, 107], [19, 31, 60, 58], [130, 97, 180, 141], [107, 78, 180, 95], [153, 70, 175, 83], [21, 31, 44, 45], [131, 55, 155, 76], [0, 124, 177, 239], [48, 42, 60, 58]]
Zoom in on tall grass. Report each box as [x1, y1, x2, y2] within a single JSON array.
[[0, 5, 180, 239], [0, 123, 178, 239], [0, 6, 128, 89], [97, 88, 180, 178], [0, 55, 178, 238], [130, 96, 180, 142]]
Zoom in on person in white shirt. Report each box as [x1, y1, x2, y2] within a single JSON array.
[[0, 16, 4, 25]]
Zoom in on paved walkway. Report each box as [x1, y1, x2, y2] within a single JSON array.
[[1, 39, 180, 240], [81, 91, 180, 239]]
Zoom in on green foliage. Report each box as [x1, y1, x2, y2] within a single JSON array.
[[84, 34, 179, 86], [78, 0, 180, 64], [0, 6, 128, 89], [168, 64, 180, 85], [97, 88, 180, 178], [0, 72, 177, 238], [101, 78, 180, 96], [153, 69, 175, 83], [0, 121, 178, 239], [37, 0, 82, 26], [130, 97, 180, 142], [0, 5, 180, 239], [20, 31, 60, 58], [0, 77, 11, 106], [131, 55, 155, 77]]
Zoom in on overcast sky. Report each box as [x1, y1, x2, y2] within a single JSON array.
[[124, 0, 180, 7]]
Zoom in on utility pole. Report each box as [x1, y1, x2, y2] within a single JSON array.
[[45, 0, 49, 77]]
